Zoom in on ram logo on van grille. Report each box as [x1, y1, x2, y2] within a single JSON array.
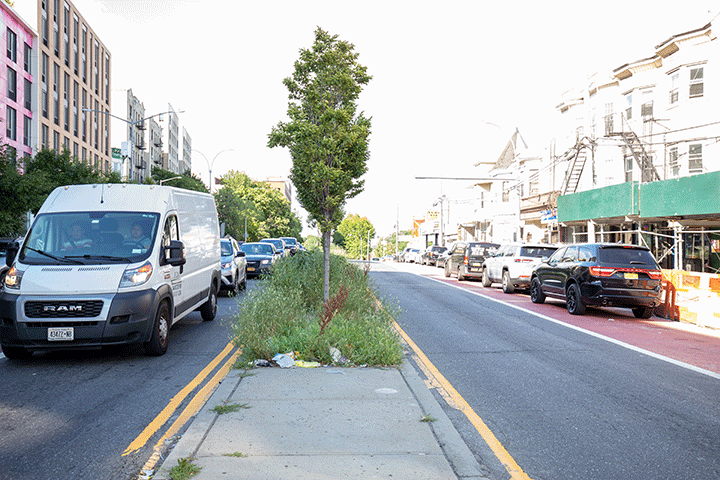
[[25, 300, 103, 318]]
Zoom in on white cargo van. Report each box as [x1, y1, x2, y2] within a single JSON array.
[[0, 184, 221, 359]]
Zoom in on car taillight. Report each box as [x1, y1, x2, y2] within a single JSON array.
[[589, 266, 616, 277], [464, 255, 469, 265], [646, 270, 662, 280]]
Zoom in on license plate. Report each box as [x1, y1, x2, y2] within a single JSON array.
[[48, 327, 74, 341], [247, 267, 255, 272], [472, 262, 481, 267], [624, 272, 638, 280]]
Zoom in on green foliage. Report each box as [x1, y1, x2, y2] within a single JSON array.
[[168, 457, 201, 480], [211, 402, 250, 414], [213, 170, 302, 242], [150, 166, 209, 192], [229, 251, 402, 366], [268, 27, 372, 300], [0, 148, 119, 236], [337, 214, 375, 259]]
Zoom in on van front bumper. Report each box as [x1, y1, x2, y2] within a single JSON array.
[[0, 289, 158, 351]]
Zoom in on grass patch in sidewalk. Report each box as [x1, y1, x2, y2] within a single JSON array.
[[168, 457, 201, 480]]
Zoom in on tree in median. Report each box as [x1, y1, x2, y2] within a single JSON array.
[[268, 27, 372, 301]]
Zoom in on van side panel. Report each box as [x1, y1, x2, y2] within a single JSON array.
[[171, 189, 221, 320]]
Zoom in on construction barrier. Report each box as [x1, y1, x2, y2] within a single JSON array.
[[656, 269, 720, 330]]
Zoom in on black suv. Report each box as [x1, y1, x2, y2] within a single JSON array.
[[444, 241, 499, 281], [530, 243, 662, 318], [423, 245, 447, 266]]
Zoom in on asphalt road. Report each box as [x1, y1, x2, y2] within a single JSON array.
[[0, 283, 252, 480], [371, 261, 720, 480]]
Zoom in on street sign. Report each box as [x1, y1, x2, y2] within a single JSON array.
[[111, 147, 122, 159]]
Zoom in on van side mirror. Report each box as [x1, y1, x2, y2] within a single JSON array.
[[6, 241, 19, 266], [162, 240, 186, 267]]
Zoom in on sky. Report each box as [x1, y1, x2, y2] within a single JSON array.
[[15, 0, 718, 237]]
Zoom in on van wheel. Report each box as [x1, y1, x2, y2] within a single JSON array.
[[201, 285, 218, 321], [145, 301, 170, 356], [566, 284, 586, 315], [530, 277, 546, 304], [1, 345, 32, 360], [633, 306, 654, 319], [502, 271, 515, 294]]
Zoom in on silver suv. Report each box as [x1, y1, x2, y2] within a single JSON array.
[[482, 243, 558, 293], [220, 237, 247, 293]]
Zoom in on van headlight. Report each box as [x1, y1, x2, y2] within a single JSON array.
[[119, 261, 153, 288], [4, 266, 23, 290]]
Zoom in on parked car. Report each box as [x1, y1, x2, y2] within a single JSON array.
[[530, 243, 663, 318], [280, 237, 300, 255], [444, 241, 500, 280], [436, 243, 454, 269], [0, 237, 18, 286], [241, 242, 277, 277], [220, 237, 247, 293], [422, 245, 447, 266], [406, 248, 422, 263], [397, 247, 412, 262], [482, 243, 558, 293], [261, 238, 288, 257]]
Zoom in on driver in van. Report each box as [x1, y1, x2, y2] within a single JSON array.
[[126, 222, 151, 249], [61, 222, 93, 250]]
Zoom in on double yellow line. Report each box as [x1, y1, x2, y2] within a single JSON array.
[[123, 341, 242, 473], [393, 320, 533, 480]]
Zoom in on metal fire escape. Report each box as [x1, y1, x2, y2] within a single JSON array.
[[561, 137, 593, 195], [618, 129, 660, 182]]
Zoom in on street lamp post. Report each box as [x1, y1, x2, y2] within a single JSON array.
[[82, 108, 182, 182], [192, 149, 234, 192]]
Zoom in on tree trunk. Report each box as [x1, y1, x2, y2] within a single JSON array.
[[322, 228, 331, 301]]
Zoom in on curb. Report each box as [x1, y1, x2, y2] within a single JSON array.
[[399, 359, 490, 479]]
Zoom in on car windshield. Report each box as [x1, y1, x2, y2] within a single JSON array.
[[221, 241, 234, 256], [520, 246, 557, 258], [241, 243, 274, 255], [19, 211, 160, 265], [281, 237, 297, 246], [261, 239, 283, 250], [598, 246, 659, 266]]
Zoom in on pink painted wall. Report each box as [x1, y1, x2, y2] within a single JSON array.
[[1, 2, 36, 160]]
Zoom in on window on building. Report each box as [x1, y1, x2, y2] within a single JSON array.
[[604, 103, 614, 135], [82, 89, 87, 141], [6, 28, 17, 62], [94, 40, 99, 94], [24, 43, 31, 73], [7, 67, 17, 102], [81, 25, 87, 82], [668, 146, 679, 177], [64, 73, 70, 130], [73, 81, 78, 136], [689, 67, 704, 98], [24, 78, 31, 110], [502, 181, 509, 202], [625, 156, 633, 182], [53, 130, 59, 151], [625, 93, 632, 120], [641, 89, 653, 118], [64, 2, 70, 66], [669, 72, 679, 105], [42, 6, 49, 46], [688, 144, 703, 173], [23, 115, 31, 146], [42, 124, 48, 147], [42, 53, 49, 118], [73, 15, 79, 74], [53, 0, 60, 56], [6, 106, 17, 141], [53, 63, 60, 125]]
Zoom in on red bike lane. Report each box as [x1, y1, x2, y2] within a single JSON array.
[[426, 272, 720, 377]]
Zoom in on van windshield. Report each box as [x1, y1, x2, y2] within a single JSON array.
[[19, 212, 160, 265]]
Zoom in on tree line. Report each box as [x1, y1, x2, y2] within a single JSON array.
[[0, 147, 303, 242]]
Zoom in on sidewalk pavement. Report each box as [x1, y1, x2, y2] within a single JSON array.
[[152, 359, 490, 480]]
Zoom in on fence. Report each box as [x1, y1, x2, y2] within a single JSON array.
[[656, 269, 720, 330]]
